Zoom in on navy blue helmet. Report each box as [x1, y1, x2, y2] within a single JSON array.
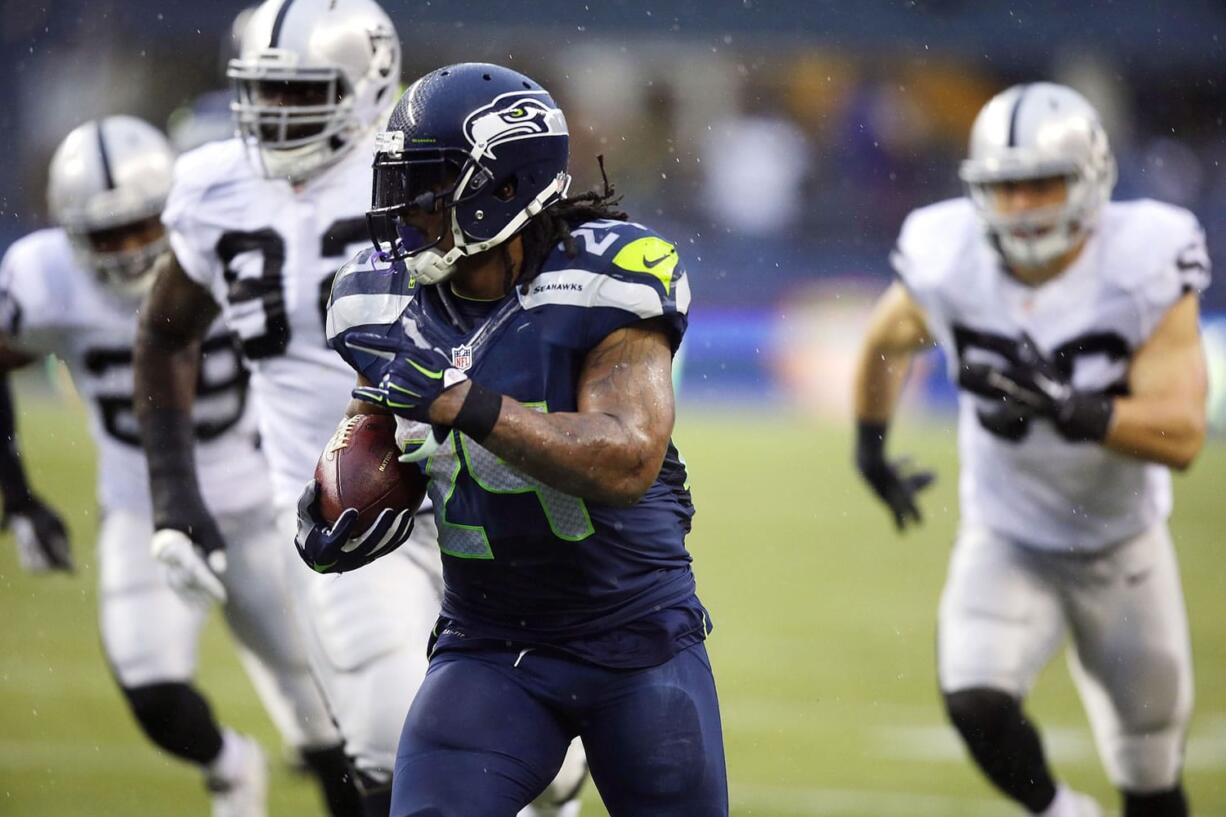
[[367, 62, 571, 283]]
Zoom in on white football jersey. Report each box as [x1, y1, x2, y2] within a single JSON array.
[[0, 229, 267, 517], [894, 198, 1211, 552], [163, 138, 372, 509]]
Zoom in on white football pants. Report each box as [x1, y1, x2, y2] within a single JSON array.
[[938, 522, 1194, 792], [276, 506, 444, 780], [98, 504, 342, 750]]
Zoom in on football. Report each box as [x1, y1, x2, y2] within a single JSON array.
[[314, 413, 428, 529]]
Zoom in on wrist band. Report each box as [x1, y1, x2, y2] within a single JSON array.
[[855, 420, 888, 459], [453, 381, 503, 442], [1060, 393, 1114, 443]]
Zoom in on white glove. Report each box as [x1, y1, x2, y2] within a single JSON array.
[[151, 528, 228, 605]]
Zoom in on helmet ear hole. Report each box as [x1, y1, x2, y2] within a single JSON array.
[[495, 178, 517, 202]]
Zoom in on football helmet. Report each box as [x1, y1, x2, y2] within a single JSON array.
[[227, 0, 401, 182], [46, 116, 175, 297], [366, 62, 572, 284], [959, 82, 1117, 269]]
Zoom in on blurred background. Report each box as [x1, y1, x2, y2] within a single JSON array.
[[2, 0, 1226, 421], [1, 2, 1224, 815]]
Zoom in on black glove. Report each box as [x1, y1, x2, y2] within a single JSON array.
[[960, 334, 1114, 443], [3, 492, 72, 573], [294, 481, 416, 575], [855, 421, 935, 531]]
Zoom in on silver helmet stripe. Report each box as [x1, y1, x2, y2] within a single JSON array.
[[269, 0, 296, 47], [95, 120, 115, 190], [1006, 83, 1030, 148]]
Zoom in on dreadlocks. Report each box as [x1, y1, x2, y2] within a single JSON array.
[[518, 156, 628, 292]]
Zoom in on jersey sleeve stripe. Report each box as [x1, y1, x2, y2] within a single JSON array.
[[326, 293, 414, 342], [518, 268, 681, 319]]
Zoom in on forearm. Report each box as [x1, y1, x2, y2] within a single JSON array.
[[432, 381, 667, 506], [133, 256, 213, 521], [853, 341, 913, 424], [0, 372, 32, 506], [1104, 395, 1206, 470]]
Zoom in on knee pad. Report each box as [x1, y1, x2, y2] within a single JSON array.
[[122, 681, 223, 765], [943, 687, 1020, 739], [1123, 785, 1188, 817]]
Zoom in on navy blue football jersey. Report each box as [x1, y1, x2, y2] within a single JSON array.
[[327, 219, 704, 666]]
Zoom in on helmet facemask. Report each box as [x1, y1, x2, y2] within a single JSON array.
[[230, 61, 359, 182], [964, 169, 1101, 269], [367, 143, 566, 286], [67, 215, 168, 299]]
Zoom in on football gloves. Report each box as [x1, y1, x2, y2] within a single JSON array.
[[150, 491, 230, 605], [152, 529, 228, 605], [959, 333, 1114, 443], [3, 493, 72, 573], [344, 332, 468, 423], [855, 422, 935, 531], [294, 480, 416, 574]]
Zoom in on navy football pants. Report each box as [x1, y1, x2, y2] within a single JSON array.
[[390, 642, 728, 816]]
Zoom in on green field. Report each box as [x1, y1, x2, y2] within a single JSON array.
[[1, 400, 1224, 816]]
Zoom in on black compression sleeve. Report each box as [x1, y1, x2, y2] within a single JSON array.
[[141, 407, 206, 531], [0, 373, 33, 509]]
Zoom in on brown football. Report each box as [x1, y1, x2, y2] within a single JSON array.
[[314, 414, 428, 529]]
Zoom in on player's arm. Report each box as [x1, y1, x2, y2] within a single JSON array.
[[0, 350, 72, 572], [133, 252, 229, 601], [854, 281, 934, 422], [431, 319, 676, 506], [1104, 293, 1207, 470], [850, 282, 937, 530]]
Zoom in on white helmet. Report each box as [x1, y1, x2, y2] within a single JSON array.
[[227, 0, 401, 182], [959, 82, 1117, 269], [46, 116, 175, 297]]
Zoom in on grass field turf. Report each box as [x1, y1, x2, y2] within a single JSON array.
[[1, 399, 1223, 816]]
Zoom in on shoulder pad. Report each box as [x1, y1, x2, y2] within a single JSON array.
[[326, 247, 416, 349], [520, 220, 690, 351], [891, 198, 979, 294], [0, 229, 82, 340], [162, 139, 253, 232], [1099, 200, 1210, 295]]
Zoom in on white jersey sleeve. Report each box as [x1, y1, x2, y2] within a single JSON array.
[[889, 198, 981, 354], [1097, 199, 1211, 342], [162, 140, 253, 296], [0, 229, 83, 358]]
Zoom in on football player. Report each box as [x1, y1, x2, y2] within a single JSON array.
[[853, 83, 1208, 817], [297, 62, 728, 817], [131, 4, 584, 816], [0, 116, 356, 817]]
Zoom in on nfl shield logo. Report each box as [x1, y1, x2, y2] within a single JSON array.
[[451, 344, 473, 371]]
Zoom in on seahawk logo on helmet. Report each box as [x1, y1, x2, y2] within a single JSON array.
[[463, 94, 568, 159]]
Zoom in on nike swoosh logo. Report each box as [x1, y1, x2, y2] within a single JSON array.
[[643, 252, 673, 269]]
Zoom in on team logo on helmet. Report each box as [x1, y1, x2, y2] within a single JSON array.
[[462, 92, 567, 159]]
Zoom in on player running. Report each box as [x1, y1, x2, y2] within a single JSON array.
[[853, 83, 1208, 817], [297, 62, 728, 817], [132, 3, 583, 815], [0, 116, 356, 817]]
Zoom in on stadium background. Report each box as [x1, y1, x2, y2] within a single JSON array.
[[1, 1, 1224, 814]]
